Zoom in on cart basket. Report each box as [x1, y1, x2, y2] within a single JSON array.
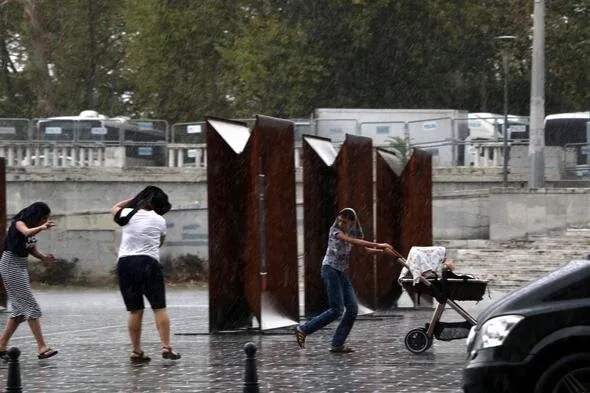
[[401, 278, 488, 302]]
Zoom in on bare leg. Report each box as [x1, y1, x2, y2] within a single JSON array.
[[128, 310, 144, 353], [0, 317, 24, 350], [154, 308, 180, 359], [153, 308, 170, 348], [27, 318, 49, 352]]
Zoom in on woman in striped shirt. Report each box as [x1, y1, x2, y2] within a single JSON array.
[[0, 202, 58, 360]]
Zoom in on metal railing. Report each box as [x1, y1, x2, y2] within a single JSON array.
[[0, 138, 526, 169], [0, 116, 539, 170], [0, 142, 107, 167], [564, 143, 590, 178]]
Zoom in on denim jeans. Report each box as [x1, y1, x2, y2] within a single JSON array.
[[300, 264, 358, 347]]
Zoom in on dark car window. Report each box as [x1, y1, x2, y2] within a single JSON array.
[[544, 278, 590, 301]]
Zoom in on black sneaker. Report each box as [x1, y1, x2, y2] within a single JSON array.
[[330, 345, 355, 353]]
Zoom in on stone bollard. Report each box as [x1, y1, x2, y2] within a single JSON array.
[[5, 347, 22, 393], [243, 342, 259, 393]]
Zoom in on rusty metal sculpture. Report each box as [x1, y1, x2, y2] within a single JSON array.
[[302, 136, 337, 317], [375, 148, 405, 309], [245, 115, 299, 331], [206, 117, 250, 332], [302, 134, 376, 316], [206, 116, 298, 332], [336, 135, 375, 310], [401, 148, 433, 251], [375, 147, 433, 308]]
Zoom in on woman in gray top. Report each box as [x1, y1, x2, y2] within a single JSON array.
[[295, 208, 400, 353]]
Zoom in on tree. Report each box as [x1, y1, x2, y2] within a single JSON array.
[[0, 0, 129, 117], [218, 1, 325, 118], [0, 0, 34, 116], [0, 0, 55, 116], [39, 0, 129, 116], [122, 0, 240, 123], [545, 0, 590, 112], [0, 0, 589, 122]]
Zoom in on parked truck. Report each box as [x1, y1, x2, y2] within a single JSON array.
[[311, 108, 469, 166]]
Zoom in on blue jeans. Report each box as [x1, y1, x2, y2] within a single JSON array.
[[300, 265, 358, 347]]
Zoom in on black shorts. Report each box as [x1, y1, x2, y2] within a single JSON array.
[[117, 255, 166, 311]]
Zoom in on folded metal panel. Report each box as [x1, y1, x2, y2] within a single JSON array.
[[206, 118, 251, 332], [375, 148, 404, 309], [302, 136, 337, 317], [336, 135, 375, 310], [246, 115, 299, 330]]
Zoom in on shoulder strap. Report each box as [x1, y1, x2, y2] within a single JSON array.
[[114, 208, 139, 226]]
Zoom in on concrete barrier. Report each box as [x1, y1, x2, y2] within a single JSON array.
[[489, 187, 590, 241]]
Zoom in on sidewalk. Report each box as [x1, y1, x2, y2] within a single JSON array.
[[0, 287, 501, 393]]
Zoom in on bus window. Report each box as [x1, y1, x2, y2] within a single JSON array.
[[545, 113, 590, 147], [545, 113, 590, 166], [77, 120, 120, 143], [36, 119, 76, 142]]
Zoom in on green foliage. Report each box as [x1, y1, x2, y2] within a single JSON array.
[[122, 0, 239, 122], [387, 136, 411, 162], [41, 0, 130, 115], [545, 0, 590, 112], [28, 258, 90, 286], [218, 2, 326, 118], [28, 254, 209, 287], [160, 254, 208, 284], [0, 0, 588, 119]]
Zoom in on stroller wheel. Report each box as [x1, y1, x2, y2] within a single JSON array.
[[405, 328, 432, 354]]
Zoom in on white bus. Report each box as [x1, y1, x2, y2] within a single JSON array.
[[544, 112, 590, 167], [35, 110, 168, 166]]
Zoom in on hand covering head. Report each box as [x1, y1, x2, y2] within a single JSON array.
[[124, 185, 171, 215]]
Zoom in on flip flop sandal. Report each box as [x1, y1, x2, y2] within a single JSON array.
[[38, 348, 58, 359], [161, 346, 181, 360], [294, 326, 306, 349], [130, 350, 151, 364]]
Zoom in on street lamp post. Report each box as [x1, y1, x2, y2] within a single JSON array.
[[495, 35, 516, 187]]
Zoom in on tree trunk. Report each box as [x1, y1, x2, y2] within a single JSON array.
[[2, 0, 56, 115]]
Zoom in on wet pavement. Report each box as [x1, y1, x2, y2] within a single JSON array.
[[0, 287, 503, 393]]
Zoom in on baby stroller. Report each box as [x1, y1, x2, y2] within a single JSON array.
[[395, 246, 488, 354]]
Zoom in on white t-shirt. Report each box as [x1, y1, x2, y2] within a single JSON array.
[[117, 208, 167, 261]]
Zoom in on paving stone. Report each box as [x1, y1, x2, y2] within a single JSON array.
[[1, 224, 587, 392], [0, 288, 496, 393]]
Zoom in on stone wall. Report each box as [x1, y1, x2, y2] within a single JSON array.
[[489, 187, 590, 241], [5, 166, 590, 279]]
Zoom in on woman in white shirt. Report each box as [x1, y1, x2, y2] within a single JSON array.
[[111, 186, 181, 363]]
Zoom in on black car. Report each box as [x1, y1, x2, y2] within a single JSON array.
[[463, 259, 590, 393]]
